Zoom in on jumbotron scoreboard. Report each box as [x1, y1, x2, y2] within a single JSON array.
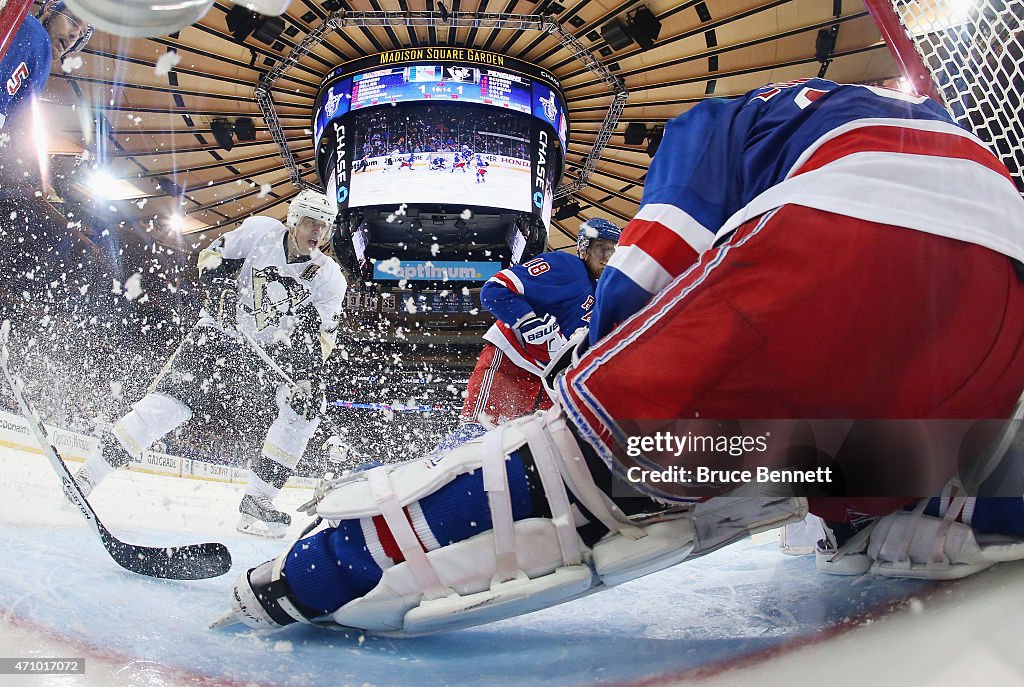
[[312, 48, 568, 238]]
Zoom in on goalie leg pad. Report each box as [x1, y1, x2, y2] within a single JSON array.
[[867, 495, 1024, 580], [288, 409, 707, 635], [268, 408, 806, 636], [817, 494, 1024, 580]]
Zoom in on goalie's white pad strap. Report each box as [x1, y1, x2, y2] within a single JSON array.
[[544, 408, 643, 539], [366, 466, 449, 601], [482, 426, 518, 583], [875, 497, 929, 565], [518, 416, 581, 566]]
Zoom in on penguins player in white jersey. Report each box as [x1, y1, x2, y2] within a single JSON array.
[[72, 190, 348, 538]]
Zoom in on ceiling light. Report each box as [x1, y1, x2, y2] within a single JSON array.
[[646, 126, 664, 158], [87, 168, 117, 198], [600, 20, 633, 51], [169, 213, 187, 232], [554, 200, 582, 221], [234, 117, 257, 141], [624, 122, 648, 145]]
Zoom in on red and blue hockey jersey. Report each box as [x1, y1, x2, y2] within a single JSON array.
[[482, 251, 596, 375], [0, 16, 51, 130], [591, 78, 1024, 342]]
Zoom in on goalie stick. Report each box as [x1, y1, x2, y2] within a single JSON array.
[[0, 320, 232, 580]]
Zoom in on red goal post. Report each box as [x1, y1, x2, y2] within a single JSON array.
[[0, 0, 34, 63], [866, 0, 1024, 194]]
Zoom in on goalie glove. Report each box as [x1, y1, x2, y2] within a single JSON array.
[[513, 312, 567, 364]]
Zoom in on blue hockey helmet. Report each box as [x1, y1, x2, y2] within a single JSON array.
[[577, 218, 622, 257], [38, 1, 94, 55]]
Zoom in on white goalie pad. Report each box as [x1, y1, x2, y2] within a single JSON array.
[[312, 409, 807, 636], [867, 507, 1024, 580], [818, 494, 1024, 581]]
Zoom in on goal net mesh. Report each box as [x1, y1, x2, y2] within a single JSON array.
[[883, 0, 1024, 193]]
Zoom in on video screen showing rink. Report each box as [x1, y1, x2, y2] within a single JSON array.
[[346, 104, 531, 209], [352, 158, 529, 208], [314, 49, 565, 235]]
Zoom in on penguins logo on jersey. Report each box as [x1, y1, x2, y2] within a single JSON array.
[[249, 266, 311, 331]]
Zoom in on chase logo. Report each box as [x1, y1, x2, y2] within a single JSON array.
[[533, 191, 544, 208], [337, 186, 349, 204]]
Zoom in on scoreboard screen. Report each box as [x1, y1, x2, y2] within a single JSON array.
[[313, 49, 566, 230], [314, 51, 568, 153], [350, 65, 533, 113]]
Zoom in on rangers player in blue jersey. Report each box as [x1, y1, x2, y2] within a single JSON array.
[[215, 80, 1024, 638], [460, 218, 620, 427], [0, 1, 92, 130]]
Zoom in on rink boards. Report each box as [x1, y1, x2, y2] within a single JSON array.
[[0, 408, 317, 488]]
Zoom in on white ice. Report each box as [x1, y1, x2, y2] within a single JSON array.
[[349, 164, 530, 211], [1, 442, 1024, 686]]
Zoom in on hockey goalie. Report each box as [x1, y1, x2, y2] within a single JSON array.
[[214, 79, 1024, 636]]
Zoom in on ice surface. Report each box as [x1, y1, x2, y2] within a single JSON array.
[[350, 164, 530, 211], [1, 442, 1023, 687]]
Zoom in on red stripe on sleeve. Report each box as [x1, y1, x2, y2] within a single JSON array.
[[794, 125, 1011, 182], [491, 271, 522, 294], [620, 218, 702, 278]]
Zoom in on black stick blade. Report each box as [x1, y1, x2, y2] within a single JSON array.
[[101, 527, 232, 580]]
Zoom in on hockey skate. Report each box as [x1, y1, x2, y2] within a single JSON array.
[[817, 491, 1024, 580], [237, 494, 292, 539], [65, 430, 135, 508]]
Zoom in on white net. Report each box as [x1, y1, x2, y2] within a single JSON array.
[[885, 0, 1024, 193]]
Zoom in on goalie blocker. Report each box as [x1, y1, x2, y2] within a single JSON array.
[[213, 406, 805, 636]]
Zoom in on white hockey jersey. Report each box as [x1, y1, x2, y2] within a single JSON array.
[[198, 216, 347, 360]]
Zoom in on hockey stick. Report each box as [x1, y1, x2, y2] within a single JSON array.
[[236, 327, 359, 460], [0, 320, 232, 580]]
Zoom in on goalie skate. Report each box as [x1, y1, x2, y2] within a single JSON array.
[[237, 494, 291, 539]]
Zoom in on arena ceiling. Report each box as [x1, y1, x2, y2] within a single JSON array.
[[38, 0, 903, 255]]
